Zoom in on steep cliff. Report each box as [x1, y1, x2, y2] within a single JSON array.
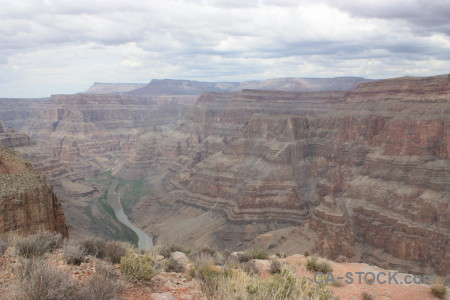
[[0, 146, 68, 236], [122, 75, 449, 279]]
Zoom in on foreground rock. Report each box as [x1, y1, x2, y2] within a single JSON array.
[[0, 146, 68, 236]]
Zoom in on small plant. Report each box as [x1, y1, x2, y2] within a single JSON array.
[[120, 250, 156, 281], [15, 258, 78, 300], [62, 240, 86, 265], [251, 248, 269, 260], [431, 284, 447, 299], [15, 231, 62, 258], [95, 262, 120, 279], [166, 257, 186, 273], [105, 241, 127, 264], [304, 251, 310, 257], [361, 292, 374, 300], [276, 252, 286, 258], [306, 256, 333, 273], [270, 259, 282, 274], [81, 238, 106, 258], [0, 239, 7, 255], [80, 268, 123, 300], [159, 246, 171, 258], [237, 252, 253, 263]]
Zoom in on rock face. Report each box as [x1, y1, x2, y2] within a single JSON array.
[[0, 146, 68, 236], [129, 77, 371, 95], [123, 75, 449, 279], [84, 83, 146, 94]]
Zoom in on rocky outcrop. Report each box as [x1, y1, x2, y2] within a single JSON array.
[[0, 123, 35, 148], [0, 146, 68, 236], [84, 83, 146, 94]]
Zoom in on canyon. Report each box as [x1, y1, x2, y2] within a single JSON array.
[[0, 75, 448, 282]]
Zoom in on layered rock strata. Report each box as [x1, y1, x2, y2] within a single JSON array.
[[0, 146, 68, 236], [124, 75, 449, 279]]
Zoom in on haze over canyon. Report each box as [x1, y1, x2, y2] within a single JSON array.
[[0, 74, 448, 286]]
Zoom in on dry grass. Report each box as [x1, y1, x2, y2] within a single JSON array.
[[120, 250, 157, 281], [14, 258, 79, 300], [62, 240, 86, 265], [430, 284, 447, 299], [15, 231, 62, 258]]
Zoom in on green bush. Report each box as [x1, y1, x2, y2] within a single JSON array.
[[251, 248, 269, 260], [431, 284, 447, 299], [15, 232, 62, 258], [120, 251, 156, 281], [306, 256, 333, 274]]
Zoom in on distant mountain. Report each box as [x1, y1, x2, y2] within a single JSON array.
[[85, 83, 147, 94], [127, 77, 372, 95]]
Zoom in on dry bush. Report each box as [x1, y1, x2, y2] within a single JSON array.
[[80, 270, 123, 300], [0, 239, 8, 255], [361, 292, 374, 300], [306, 256, 333, 274], [81, 239, 106, 258], [15, 258, 79, 300], [105, 241, 127, 264], [237, 252, 252, 263], [270, 259, 282, 274], [95, 262, 120, 280], [194, 265, 332, 300], [159, 245, 171, 259], [15, 232, 62, 258], [431, 284, 447, 299], [120, 250, 156, 281], [62, 240, 86, 265], [251, 248, 269, 260], [166, 257, 186, 273]]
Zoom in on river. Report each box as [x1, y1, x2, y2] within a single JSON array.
[[106, 179, 153, 250]]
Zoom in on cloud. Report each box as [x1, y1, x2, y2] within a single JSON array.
[[0, 0, 449, 97]]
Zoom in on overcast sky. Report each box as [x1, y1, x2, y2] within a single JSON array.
[[1, 0, 449, 97]]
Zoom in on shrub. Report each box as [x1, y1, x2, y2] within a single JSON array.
[[15, 231, 62, 258], [62, 240, 86, 265], [270, 259, 282, 274], [304, 251, 310, 257], [95, 262, 120, 280], [15, 259, 78, 300], [166, 257, 186, 273], [361, 292, 374, 300], [199, 246, 217, 257], [276, 252, 286, 258], [0, 239, 7, 255], [431, 284, 447, 299], [80, 271, 123, 300], [159, 246, 171, 259], [306, 256, 333, 274], [81, 239, 106, 258], [237, 252, 253, 263], [105, 241, 127, 264], [120, 251, 156, 281], [251, 248, 269, 260]]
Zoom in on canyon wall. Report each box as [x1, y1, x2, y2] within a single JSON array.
[[0, 146, 68, 236], [123, 75, 449, 278]]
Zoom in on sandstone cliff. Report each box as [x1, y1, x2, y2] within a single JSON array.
[[121, 75, 449, 279], [0, 146, 68, 236]]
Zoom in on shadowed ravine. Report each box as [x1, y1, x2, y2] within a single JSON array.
[[106, 179, 153, 249]]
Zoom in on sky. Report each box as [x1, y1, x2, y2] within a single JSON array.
[[0, 0, 449, 97]]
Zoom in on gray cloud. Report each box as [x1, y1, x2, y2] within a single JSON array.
[[0, 0, 449, 97]]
